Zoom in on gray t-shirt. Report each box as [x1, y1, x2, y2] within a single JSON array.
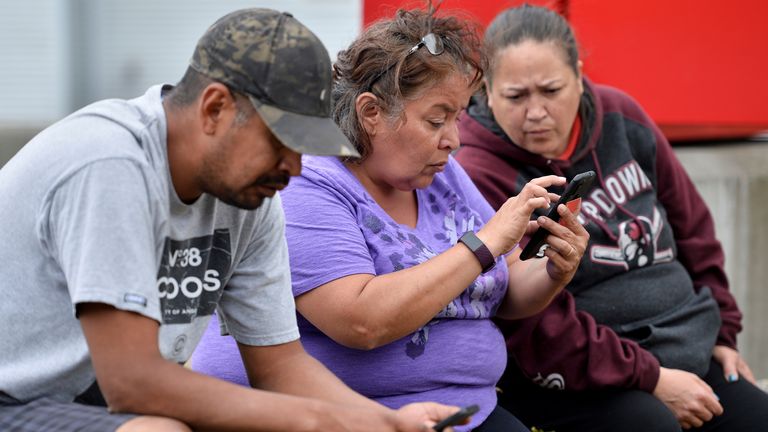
[[0, 85, 299, 403]]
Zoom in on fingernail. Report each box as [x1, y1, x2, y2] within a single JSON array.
[[714, 392, 720, 400], [728, 374, 738, 382], [538, 217, 547, 224]]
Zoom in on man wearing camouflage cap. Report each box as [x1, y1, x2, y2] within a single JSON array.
[[0, 8, 460, 431]]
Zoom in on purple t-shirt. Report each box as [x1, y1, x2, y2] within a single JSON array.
[[192, 155, 510, 429], [289, 155, 508, 427]]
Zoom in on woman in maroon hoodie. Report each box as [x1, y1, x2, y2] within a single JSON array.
[[456, 4, 768, 432]]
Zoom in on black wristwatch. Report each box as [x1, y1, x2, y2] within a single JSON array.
[[458, 231, 496, 273]]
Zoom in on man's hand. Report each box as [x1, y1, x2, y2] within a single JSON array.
[[653, 367, 723, 429], [713, 345, 756, 384]]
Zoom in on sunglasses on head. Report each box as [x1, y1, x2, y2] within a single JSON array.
[[368, 32, 445, 91]]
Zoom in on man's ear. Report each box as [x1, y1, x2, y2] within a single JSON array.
[[355, 92, 381, 137], [198, 82, 235, 135]]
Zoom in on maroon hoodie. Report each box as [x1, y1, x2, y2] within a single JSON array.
[[456, 79, 742, 392]]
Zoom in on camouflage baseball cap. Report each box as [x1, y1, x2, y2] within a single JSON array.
[[190, 8, 359, 157]]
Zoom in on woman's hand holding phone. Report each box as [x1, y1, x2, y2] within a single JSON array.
[[519, 171, 595, 260]]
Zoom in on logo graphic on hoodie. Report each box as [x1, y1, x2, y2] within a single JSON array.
[[590, 207, 673, 269], [533, 372, 565, 390]]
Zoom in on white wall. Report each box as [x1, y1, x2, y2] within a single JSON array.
[[675, 142, 768, 380], [0, 0, 71, 123], [0, 0, 361, 124]]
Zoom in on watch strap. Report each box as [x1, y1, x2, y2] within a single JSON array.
[[458, 231, 495, 273]]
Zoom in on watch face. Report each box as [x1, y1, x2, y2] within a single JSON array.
[[460, 231, 495, 273], [460, 231, 483, 251]]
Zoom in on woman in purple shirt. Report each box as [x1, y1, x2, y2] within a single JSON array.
[[193, 4, 588, 430]]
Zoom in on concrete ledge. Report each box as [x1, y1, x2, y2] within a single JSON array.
[[675, 141, 768, 381]]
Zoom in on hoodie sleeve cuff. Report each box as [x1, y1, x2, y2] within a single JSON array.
[[716, 334, 738, 350], [635, 351, 662, 393]]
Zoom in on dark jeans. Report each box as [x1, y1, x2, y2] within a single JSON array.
[[498, 359, 768, 432]]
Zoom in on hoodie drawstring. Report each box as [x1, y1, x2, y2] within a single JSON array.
[[589, 149, 648, 244]]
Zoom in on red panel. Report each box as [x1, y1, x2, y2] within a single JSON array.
[[363, 0, 768, 141], [569, 0, 768, 140]]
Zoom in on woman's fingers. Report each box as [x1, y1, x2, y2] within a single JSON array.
[[535, 204, 590, 281], [527, 175, 567, 188]]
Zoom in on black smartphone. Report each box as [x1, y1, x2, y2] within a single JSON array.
[[519, 171, 596, 261], [433, 404, 480, 431]]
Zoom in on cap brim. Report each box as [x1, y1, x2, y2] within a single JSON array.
[[248, 96, 360, 158]]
